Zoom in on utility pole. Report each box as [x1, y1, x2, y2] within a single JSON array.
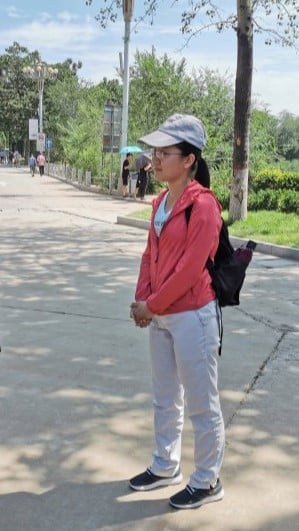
[[121, 0, 134, 151], [118, 1, 134, 191]]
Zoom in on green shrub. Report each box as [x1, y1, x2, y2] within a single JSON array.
[[248, 189, 278, 211], [212, 187, 230, 209], [251, 169, 299, 191], [248, 189, 298, 213], [277, 190, 299, 214]]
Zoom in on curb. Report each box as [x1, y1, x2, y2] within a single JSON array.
[[116, 216, 299, 262], [47, 172, 155, 205]]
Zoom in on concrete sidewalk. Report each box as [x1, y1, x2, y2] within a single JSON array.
[[0, 167, 298, 530]]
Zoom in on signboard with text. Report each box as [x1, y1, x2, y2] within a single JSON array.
[[103, 104, 122, 153], [36, 133, 46, 152], [29, 119, 38, 140]]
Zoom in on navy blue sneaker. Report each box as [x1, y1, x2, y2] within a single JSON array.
[[169, 478, 224, 509], [129, 468, 183, 491]]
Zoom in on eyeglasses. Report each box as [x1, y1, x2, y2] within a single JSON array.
[[151, 149, 182, 161]]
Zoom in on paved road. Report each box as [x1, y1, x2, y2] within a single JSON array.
[[0, 167, 298, 531]]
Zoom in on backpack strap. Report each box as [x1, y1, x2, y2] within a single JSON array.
[[184, 202, 223, 356], [184, 203, 193, 225]]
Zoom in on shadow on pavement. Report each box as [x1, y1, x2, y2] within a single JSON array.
[[0, 480, 173, 531], [0, 214, 298, 530]]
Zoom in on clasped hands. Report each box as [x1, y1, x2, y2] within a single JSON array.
[[130, 301, 153, 328]]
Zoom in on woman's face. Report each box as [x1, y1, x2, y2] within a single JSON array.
[[151, 146, 195, 183]]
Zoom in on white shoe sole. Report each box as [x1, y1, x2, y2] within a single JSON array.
[[169, 488, 224, 509]]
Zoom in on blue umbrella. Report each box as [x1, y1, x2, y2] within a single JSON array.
[[119, 145, 142, 154]]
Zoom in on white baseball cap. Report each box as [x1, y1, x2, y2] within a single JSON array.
[[139, 113, 207, 150]]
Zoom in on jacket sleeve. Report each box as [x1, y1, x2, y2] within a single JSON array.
[[135, 230, 152, 301], [146, 195, 221, 314]]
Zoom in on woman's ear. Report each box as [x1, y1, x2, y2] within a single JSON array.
[[183, 153, 196, 170]]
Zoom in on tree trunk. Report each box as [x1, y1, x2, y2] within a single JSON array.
[[229, 0, 253, 221]]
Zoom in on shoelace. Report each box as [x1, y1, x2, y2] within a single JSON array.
[[186, 482, 216, 494]]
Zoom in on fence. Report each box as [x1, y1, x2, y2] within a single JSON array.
[[47, 163, 119, 194]]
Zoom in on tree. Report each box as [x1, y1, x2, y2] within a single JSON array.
[[276, 111, 299, 160], [0, 42, 85, 157], [250, 109, 278, 173], [0, 42, 39, 151], [129, 49, 194, 139], [86, 0, 299, 220]]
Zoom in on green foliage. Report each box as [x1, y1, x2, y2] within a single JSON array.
[[0, 42, 39, 150], [249, 168, 299, 213], [129, 50, 194, 141], [276, 111, 299, 160], [248, 189, 298, 213], [277, 190, 299, 213], [250, 109, 279, 173], [0, 42, 85, 155], [44, 76, 84, 161], [61, 88, 104, 174], [248, 189, 279, 210], [210, 167, 231, 209], [190, 68, 234, 165], [251, 169, 299, 191], [129, 51, 235, 183]]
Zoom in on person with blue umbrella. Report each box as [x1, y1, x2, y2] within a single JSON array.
[[122, 152, 133, 198]]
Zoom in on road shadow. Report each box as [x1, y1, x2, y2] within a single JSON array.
[[0, 480, 173, 531]]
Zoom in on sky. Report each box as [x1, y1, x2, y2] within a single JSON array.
[[0, 0, 299, 116]]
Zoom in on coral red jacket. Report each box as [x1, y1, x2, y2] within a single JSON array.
[[135, 180, 222, 315]]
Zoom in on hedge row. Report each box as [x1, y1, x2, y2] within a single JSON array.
[[213, 187, 298, 214], [211, 168, 299, 213], [251, 169, 299, 192], [248, 189, 298, 213]]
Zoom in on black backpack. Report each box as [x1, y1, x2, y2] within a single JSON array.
[[185, 204, 256, 355], [185, 204, 255, 308]]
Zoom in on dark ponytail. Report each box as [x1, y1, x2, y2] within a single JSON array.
[[194, 157, 210, 189], [175, 141, 210, 189]]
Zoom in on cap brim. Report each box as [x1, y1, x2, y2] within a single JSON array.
[[139, 130, 181, 147]]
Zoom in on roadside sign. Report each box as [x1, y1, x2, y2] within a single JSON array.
[[29, 119, 38, 140], [46, 137, 53, 150], [36, 133, 46, 152]]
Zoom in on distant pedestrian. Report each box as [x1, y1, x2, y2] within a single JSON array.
[[13, 150, 21, 167], [37, 152, 46, 176], [28, 154, 37, 177], [122, 152, 132, 198], [136, 154, 152, 200]]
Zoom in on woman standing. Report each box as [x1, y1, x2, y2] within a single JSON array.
[[122, 152, 132, 198], [130, 114, 224, 510], [137, 158, 152, 200]]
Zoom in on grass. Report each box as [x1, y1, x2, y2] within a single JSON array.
[[128, 208, 299, 248]]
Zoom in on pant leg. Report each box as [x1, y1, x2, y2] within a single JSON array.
[[149, 318, 184, 477], [165, 301, 225, 489]]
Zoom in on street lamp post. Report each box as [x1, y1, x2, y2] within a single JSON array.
[[121, 0, 134, 150], [118, 1, 134, 192], [23, 62, 58, 134]]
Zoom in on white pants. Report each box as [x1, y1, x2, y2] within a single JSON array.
[[149, 300, 225, 489]]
